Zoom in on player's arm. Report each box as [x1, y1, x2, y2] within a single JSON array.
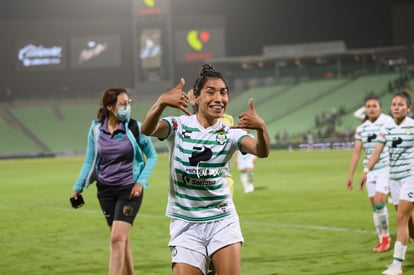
[[141, 102, 169, 139], [365, 142, 385, 172], [240, 128, 270, 158], [359, 142, 385, 190], [234, 98, 270, 158], [347, 140, 362, 190], [141, 78, 190, 138]]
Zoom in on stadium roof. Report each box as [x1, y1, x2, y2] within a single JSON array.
[[206, 42, 409, 65]]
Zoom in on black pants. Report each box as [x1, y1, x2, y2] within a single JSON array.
[[97, 182, 143, 226]]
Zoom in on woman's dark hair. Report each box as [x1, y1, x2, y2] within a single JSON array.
[[393, 89, 412, 107], [192, 64, 229, 97], [97, 88, 127, 122], [364, 95, 381, 106]]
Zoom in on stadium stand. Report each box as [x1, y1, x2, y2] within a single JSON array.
[[0, 71, 412, 157], [227, 72, 403, 143], [6, 101, 96, 154], [226, 83, 294, 116], [183, 71, 404, 143], [0, 106, 40, 155]]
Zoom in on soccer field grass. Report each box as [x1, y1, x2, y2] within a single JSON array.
[[1, 149, 412, 275]]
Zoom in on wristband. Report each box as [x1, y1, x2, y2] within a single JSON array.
[[363, 167, 370, 173]]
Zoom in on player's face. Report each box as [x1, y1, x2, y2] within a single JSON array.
[[196, 78, 228, 120], [365, 99, 381, 121], [391, 95, 410, 122]]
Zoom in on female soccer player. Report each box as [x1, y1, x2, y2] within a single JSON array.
[[347, 95, 393, 252], [362, 90, 414, 275], [141, 64, 270, 275]]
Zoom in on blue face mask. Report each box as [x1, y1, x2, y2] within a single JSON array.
[[115, 105, 131, 122]]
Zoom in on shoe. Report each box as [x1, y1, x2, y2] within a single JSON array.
[[245, 184, 254, 193], [374, 235, 391, 252], [382, 263, 402, 275]]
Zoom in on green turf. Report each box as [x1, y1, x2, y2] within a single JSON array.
[[1, 150, 412, 274]]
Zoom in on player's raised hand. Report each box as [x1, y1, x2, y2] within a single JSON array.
[[233, 98, 265, 130], [158, 78, 191, 115]]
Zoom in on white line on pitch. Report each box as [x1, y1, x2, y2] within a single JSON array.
[[43, 205, 375, 234], [241, 221, 374, 234]]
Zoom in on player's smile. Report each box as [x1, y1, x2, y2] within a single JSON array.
[[208, 104, 224, 113]]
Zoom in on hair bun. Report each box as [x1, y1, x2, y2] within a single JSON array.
[[199, 64, 216, 76]]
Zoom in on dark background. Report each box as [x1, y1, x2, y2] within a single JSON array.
[[0, 0, 413, 99]]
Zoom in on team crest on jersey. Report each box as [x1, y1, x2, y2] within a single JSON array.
[[216, 129, 228, 145], [406, 126, 413, 134]]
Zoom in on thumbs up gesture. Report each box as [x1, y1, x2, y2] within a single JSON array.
[[158, 78, 192, 115], [233, 98, 265, 131]]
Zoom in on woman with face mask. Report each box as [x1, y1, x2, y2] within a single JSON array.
[[71, 88, 157, 275]]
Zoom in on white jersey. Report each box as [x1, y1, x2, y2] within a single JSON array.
[[237, 152, 255, 170], [161, 115, 250, 222], [377, 116, 414, 181], [354, 113, 392, 170]]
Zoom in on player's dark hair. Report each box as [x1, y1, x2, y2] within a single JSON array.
[[97, 88, 128, 122], [192, 64, 229, 97], [364, 95, 381, 106], [393, 89, 411, 107]]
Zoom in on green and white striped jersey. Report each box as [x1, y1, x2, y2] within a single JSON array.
[[355, 113, 392, 170], [377, 116, 414, 180], [161, 115, 250, 222]]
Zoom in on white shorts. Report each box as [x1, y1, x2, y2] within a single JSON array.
[[366, 167, 390, 198], [169, 215, 244, 275], [392, 176, 414, 205], [237, 154, 255, 171], [390, 179, 402, 205]]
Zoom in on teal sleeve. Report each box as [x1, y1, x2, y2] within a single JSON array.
[[72, 124, 96, 192], [136, 132, 158, 188]]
